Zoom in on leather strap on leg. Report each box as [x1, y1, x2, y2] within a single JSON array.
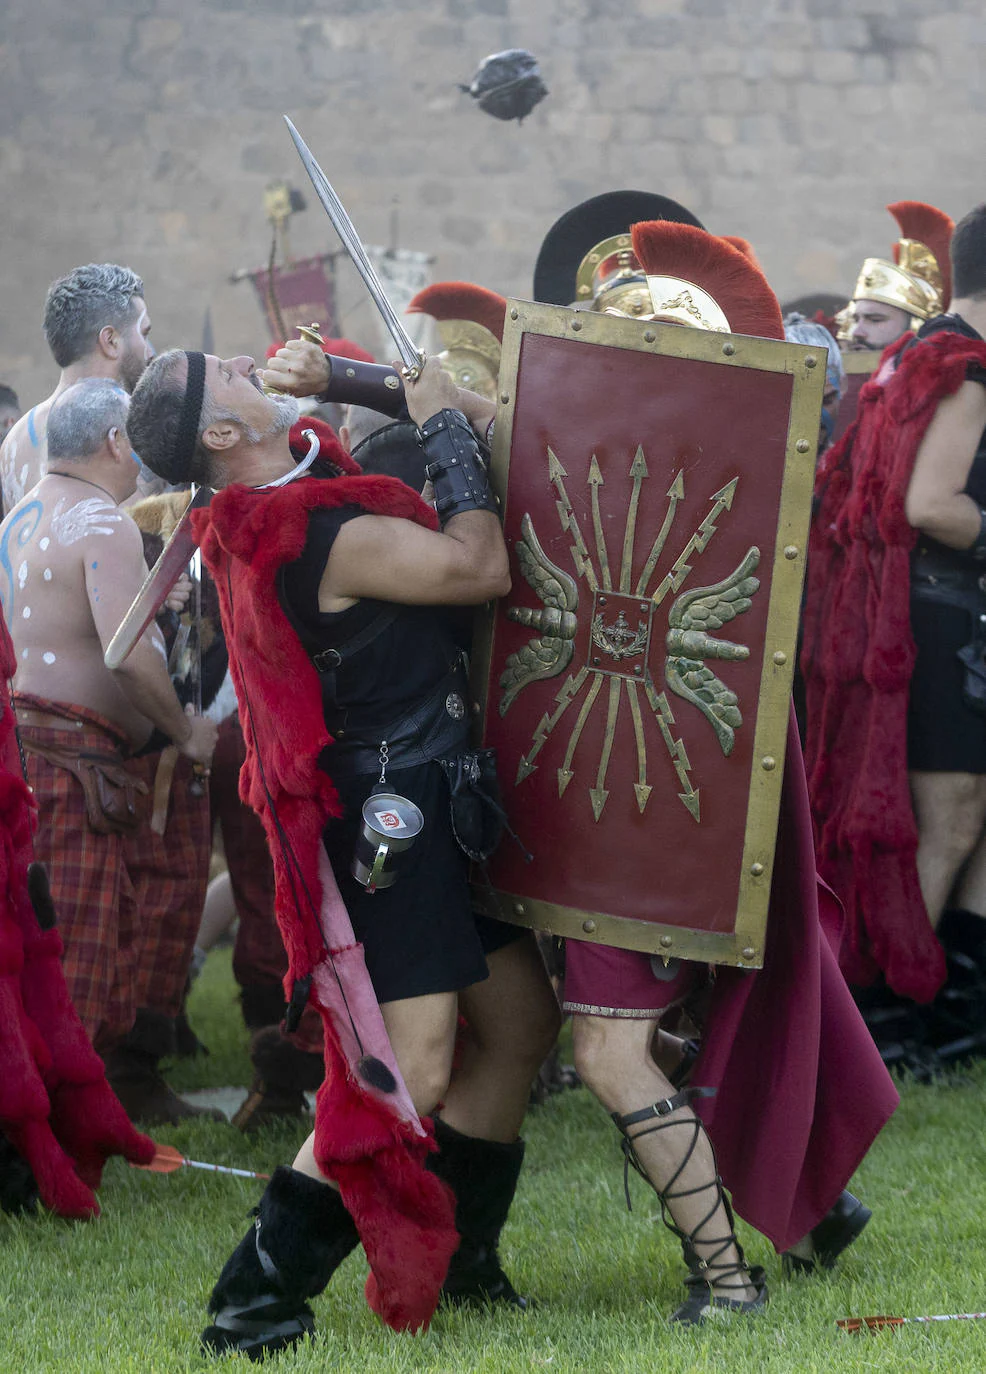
[[611, 1087, 753, 1300], [611, 1087, 715, 1211]]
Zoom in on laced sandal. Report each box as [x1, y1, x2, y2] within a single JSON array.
[[612, 1088, 768, 1326]]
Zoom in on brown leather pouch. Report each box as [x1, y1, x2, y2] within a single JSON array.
[[22, 739, 149, 835]]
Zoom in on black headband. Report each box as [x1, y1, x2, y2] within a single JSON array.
[[173, 350, 206, 476]]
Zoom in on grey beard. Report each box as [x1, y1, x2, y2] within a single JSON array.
[[265, 393, 300, 435]]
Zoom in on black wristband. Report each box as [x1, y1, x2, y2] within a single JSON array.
[[972, 507, 986, 562], [419, 409, 499, 527]]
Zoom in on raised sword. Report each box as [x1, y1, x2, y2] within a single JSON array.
[[283, 117, 426, 380]]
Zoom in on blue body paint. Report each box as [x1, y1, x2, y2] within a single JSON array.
[[0, 499, 43, 617], [26, 408, 39, 448]]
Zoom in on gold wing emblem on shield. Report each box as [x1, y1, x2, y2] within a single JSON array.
[[499, 512, 579, 716], [664, 547, 760, 756]]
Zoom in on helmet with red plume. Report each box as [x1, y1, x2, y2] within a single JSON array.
[[888, 200, 954, 311], [630, 221, 784, 340], [406, 281, 507, 399], [852, 200, 953, 326]]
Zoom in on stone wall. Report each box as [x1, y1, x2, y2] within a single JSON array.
[[1, 0, 984, 403]]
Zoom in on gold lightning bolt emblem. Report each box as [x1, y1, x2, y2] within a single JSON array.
[[501, 444, 758, 822]]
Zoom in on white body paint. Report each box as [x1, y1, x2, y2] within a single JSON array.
[[1, 437, 25, 510], [42, 651, 56, 664], [51, 496, 123, 545]]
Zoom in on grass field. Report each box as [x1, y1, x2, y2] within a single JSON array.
[[2, 948, 986, 1373]]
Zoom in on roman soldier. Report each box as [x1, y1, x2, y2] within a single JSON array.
[[803, 202, 986, 1063], [493, 194, 899, 1320], [841, 201, 954, 353]]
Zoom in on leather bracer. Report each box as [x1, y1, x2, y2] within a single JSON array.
[[419, 409, 498, 528]]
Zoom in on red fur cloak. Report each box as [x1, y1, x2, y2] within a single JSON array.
[[802, 329, 986, 1001], [192, 423, 458, 1333], [0, 610, 153, 1217]]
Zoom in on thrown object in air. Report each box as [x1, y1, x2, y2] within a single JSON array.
[[460, 49, 548, 122]]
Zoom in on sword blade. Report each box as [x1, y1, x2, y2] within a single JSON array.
[[104, 487, 212, 671], [283, 117, 423, 376]]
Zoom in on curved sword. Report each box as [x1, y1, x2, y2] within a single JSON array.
[[283, 117, 425, 380]]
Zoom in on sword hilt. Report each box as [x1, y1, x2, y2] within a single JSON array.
[[264, 322, 409, 417]]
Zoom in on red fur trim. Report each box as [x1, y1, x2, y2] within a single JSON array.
[[630, 222, 784, 340], [803, 329, 986, 1000], [193, 476, 457, 1331], [0, 611, 153, 1219], [407, 282, 507, 343], [888, 200, 954, 310], [288, 417, 359, 475]]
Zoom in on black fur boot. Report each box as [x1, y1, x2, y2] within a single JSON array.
[[428, 1117, 528, 1309], [201, 1166, 360, 1361]]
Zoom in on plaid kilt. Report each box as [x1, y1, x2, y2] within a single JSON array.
[[210, 715, 285, 988], [125, 751, 211, 1018], [14, 696, 138, 1048]]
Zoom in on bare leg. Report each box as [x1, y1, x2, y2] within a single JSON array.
[[442, 933, 561, 1142], [573, 1013, 757, 1304], [197, 870, 237, 952], [910, 771, 986, 926], [952, 822, 986, 917], [292, 990, 459, 1182]]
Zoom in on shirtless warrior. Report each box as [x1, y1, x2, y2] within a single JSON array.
[[0, 378, 216, 1065]]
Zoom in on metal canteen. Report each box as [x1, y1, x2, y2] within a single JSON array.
[[351, 792, 425, 893]]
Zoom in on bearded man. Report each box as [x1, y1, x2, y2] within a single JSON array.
[[1, 264, 154, 514], [126, 347, 560, 1357], [805, 203, 986, 1022]]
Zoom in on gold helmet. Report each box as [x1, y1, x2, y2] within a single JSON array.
[[533, 191, 706, 311], [629, 222, 784, 340], [852, 201, 954, 330], [406, 283, 506, 401], [573, 230, 772, 333]]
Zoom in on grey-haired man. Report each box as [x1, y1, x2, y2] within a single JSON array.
[[0, 264, 154, 514], [0, 378, 217, 1124]]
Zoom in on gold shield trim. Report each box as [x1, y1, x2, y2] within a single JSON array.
[[471, 301, 824, 968]]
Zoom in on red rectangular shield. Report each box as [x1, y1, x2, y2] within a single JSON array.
[[471, 302, 824, 968]]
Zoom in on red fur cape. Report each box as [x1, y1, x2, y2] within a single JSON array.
[[0, 611, 153, 1217], [192, 422, 458, 1333], [802, 329, 986, 1001]]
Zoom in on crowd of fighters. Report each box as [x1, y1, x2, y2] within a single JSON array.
[[0, 185, 983, 1359]]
